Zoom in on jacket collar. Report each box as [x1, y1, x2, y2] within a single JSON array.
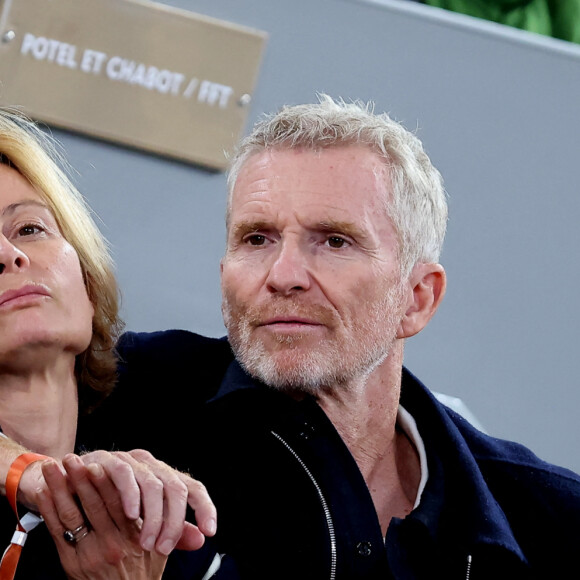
[[211, 358, 529, 568], [208, 359, 259, 402], [400, 368, 529, 567]]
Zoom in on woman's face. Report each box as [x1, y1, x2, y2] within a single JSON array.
[[0, 163, 94, 366]]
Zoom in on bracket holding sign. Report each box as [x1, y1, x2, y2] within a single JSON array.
[[0, 0, 267, 170]]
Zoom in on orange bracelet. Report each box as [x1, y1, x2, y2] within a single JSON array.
[[5, 453, 50, 521], [0, 453, 49, 580]]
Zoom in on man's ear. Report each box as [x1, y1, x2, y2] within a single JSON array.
[[397, 263, 446, 339]]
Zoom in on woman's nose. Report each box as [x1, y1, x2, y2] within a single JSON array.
[[0, 236, 30, 274]]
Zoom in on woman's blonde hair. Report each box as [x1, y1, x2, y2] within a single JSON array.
[[0, 110, 123, 412]]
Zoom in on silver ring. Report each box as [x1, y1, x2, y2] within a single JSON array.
[[63, 523, 89, 544]]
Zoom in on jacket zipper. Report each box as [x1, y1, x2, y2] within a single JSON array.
[[465, 554, 472, 579], [271, 431, 337, 580], [272, 431, 474, 580]]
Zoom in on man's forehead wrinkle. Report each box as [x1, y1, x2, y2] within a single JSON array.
[[230, 183, 274, 221], [230, 146, 397, 251], [238, 176, 271, 198], [234, 158, 273, 198], [231, 194, 391, 247]]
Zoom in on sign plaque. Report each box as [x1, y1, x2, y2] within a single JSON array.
[[0, 0, 267, 169]]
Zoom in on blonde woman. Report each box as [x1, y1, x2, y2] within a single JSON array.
[[0, 111, 217, 579]]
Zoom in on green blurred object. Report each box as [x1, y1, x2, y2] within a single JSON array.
[[421, 0, 580, 44]]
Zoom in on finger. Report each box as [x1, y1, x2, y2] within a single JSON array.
[[62, 454, 120, 539], [41, 459, 87, 536], [86, 462, 141, 548], [175, 522, 207, 551], [170, 474, 216, 551], [35, 485, 82, 576], [84, 463, 126, 524], [122, 451, 175, 554], [64, 456, 146, 567], [129, 450, 217, 551], [35, 482, 67, 547], [81, 450, 165, 552], [179, 472, 217, 538], [79, 450, 141, 521]]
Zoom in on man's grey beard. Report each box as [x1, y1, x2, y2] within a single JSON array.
[[222, 284, 405, 395]]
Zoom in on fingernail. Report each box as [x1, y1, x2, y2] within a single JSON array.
[[87, 463, 104, 478], [206, 518, 217, 536], [42, 460, 59, 474], [64, 454, 82, 468], [158, 539, 175, 556], [142, 535, 156, 552]]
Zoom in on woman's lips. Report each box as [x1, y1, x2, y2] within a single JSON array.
[[0, 284, 50, 309]]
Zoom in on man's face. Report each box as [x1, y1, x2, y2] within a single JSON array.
[[221, 146, 408, 393]]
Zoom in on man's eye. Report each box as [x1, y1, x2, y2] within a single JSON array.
[[327, 236, 347, 248], [246, 234, 266, 246]]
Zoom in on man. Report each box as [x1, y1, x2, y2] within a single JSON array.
[[78, 96, 580, 578], [8, 96, 580, 578]]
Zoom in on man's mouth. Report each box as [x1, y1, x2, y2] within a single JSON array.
[[259, 316, 322, 327]]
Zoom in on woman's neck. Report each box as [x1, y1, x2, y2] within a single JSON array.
[[0, 353, 79, 459]]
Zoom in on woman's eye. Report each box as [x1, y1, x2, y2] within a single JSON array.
[[327, 236, 347, 248], [18, 224, 43, 236]]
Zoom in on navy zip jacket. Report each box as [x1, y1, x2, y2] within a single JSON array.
[[78, 330, 580, 579]]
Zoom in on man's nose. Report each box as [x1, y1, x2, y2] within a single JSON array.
[[0, 236, 30, 275], [265, 240, 311, 295]]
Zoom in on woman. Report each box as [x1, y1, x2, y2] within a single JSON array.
[[0, 110, 216, 579]]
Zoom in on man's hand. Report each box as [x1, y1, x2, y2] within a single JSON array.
[[77, 449, 217, 555]]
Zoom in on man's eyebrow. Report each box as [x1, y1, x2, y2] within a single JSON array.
[[317, 219, 369, 240], [2, 199, 50, 216], [230, 220, 271, 238], [230, 219, 371, 240]]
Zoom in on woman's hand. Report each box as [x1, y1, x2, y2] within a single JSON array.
[[36, 455, 167, 580], [18, 449, 217, 555]]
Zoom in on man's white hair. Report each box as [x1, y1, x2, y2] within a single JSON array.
[[227, 94, 448, 277]]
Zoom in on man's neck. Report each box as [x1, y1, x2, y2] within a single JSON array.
[[314, 345, 421, 535]]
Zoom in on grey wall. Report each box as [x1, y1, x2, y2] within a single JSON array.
[[52, 0, 580, 473]]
